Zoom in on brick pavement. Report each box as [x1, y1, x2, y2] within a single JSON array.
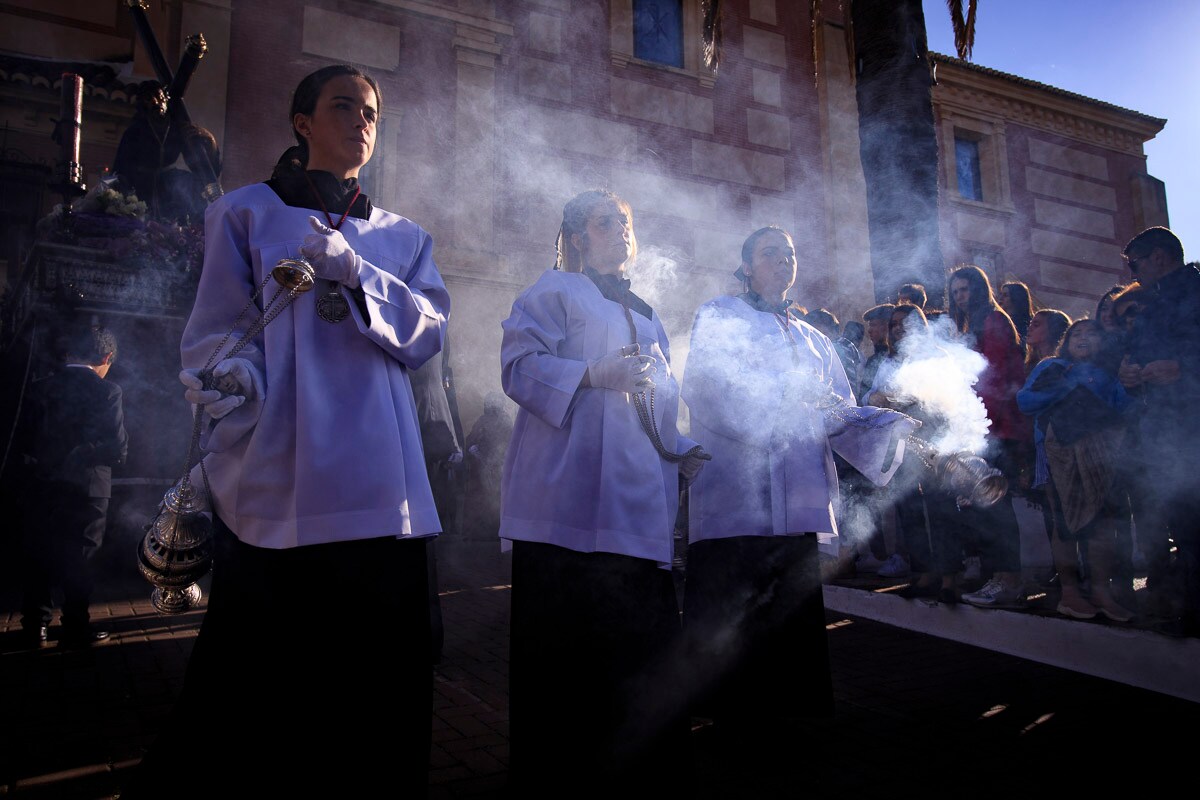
[[2, 540, 1196, 799]]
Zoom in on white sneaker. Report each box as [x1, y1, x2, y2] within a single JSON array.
[[877, 553, 910, 578], [961, 578, 1025, 607], [961, 556, 982, 582], [855, 553, 884, 573]]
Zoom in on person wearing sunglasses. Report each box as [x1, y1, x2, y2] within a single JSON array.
[[1117, 226, 1200, 635]]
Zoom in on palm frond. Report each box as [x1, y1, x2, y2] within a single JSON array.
[[843, 0, 856, 84], [810, 0, 823, 87], [702, 0, 723, 72], [945, 0, 978, 60]]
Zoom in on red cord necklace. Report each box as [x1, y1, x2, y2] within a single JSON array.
[[302, 171, 361, 231], [302, 171, 361, 323]]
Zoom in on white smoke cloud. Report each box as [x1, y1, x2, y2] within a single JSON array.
[[626, 244, 686, 320], [886, 316, 991, 455]]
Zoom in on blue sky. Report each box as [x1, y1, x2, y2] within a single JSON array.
[[923, 0, 1198, 260]]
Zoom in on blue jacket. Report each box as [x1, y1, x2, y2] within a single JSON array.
[[1017, 359, 1131, 488]]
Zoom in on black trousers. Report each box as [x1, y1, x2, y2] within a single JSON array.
[[969, 438, 1025, 575], [894, 452, 969, 577], [126, 520, 433, 799], [1138, 465, 1200, 633], [20, 481, 107, 631], [683, 534, 833, 727], [509, 541, 689, 795]]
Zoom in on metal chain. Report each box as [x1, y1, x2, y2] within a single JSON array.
[[620, 303, 707, 465], [632, 388, 707, 464], [200, 273, 273, 373], [180, 276, 308, 502], [219, 285, 292, 362], [180, 276, 272, 489]]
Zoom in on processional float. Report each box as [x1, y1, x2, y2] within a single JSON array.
[[124, 0, 311, 611]]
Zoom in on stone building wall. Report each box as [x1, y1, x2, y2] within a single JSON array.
[[931, 54, 1166, 320], [0, 1, 1171, 425], [217, 0, 838, 424]]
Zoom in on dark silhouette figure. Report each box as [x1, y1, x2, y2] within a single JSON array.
[[409, 351, 463, 663], [18, 323, 127, 647], [112, 81, 221, 222], [462, 391, 513, 540]]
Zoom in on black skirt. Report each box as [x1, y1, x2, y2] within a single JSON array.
[[509, 540, 689, 794], [683, 534, 833, 727], [126, 519, 433, 798]]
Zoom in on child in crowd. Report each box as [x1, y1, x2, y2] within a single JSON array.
[[1018, 320, 1137, 621]]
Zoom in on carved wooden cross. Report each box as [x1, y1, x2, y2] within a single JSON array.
[[126, 0, 223, 199]]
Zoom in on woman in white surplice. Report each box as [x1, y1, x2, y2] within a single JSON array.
[[682, 226, 916, 733], [499, 190, 708, 792]]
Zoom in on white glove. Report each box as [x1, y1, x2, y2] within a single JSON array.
[[679, 447, 711, 482], [179, 358, 260, 420], [586, 343, 657, 394], [300, 216, 361, 287], [448, 451, 464, 465]]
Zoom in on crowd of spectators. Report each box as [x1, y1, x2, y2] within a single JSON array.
[[806, 226, 1197, 635]]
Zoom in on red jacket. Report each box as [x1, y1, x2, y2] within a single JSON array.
[[973, 310, 1029, 441]]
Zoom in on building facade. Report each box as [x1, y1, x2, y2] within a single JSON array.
[[930, 53, 1167, 320], [0, 0, 1169, 429]]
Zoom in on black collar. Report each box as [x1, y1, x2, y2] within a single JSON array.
[[583, 267, 654, 321], [266, 168, 372, 220], [738, 290, 794, 317]]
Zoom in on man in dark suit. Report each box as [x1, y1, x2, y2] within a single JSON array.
[[19, 323, 128, 647]]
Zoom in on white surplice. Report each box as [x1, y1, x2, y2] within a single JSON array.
[[183, 184, 448, 548], [683, 295, 916, 549], [499, 269, 695, 566]]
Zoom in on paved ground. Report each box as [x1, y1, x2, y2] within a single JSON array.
[[2, 540, 1196, 799]]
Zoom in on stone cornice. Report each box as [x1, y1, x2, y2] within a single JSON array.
[[360, 0, 513, 67], [362, 0, 514, 37], [453, 22, 506, 67], [932, 59, 1165, 156]]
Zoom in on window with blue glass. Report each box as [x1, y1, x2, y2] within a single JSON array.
[[955, 136, 983, 201], [633, 0, 684, 68]]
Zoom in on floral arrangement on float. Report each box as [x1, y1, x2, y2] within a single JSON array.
[[75, 182, 149, 217], [37, 179, 205, 276]]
